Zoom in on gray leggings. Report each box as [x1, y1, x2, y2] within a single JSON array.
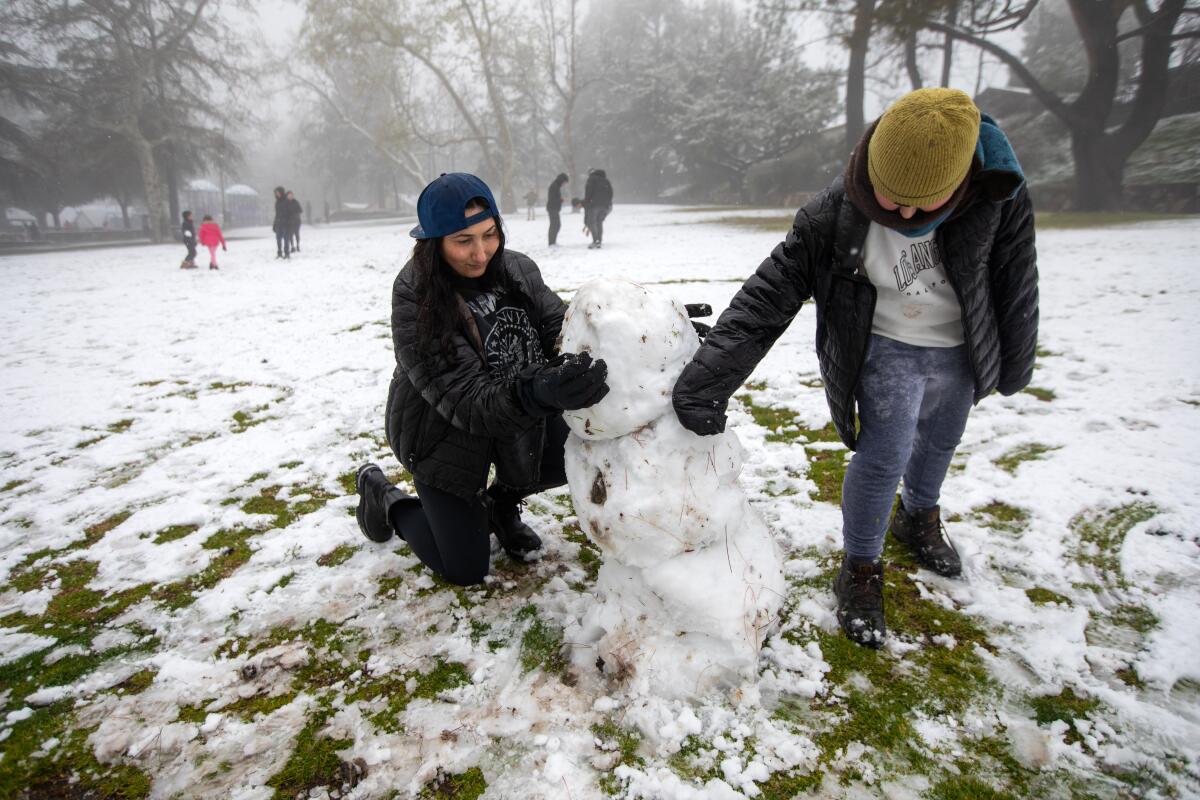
[[841, 334, 975, 561]]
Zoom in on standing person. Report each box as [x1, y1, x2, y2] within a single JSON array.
[[354, 173, 609, 586], [198, 214, 227, 270], [287, 190, 303, 253], [272, 186, 290, 260], [523, 188, 537, 221], [180, 210, 197, 269], [671, 88, 1039, 648], [546, 172, 568, 246], [582, 168, 613, 249]]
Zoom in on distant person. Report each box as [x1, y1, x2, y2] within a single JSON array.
[[287, 190, 303, 253], [523, 188, 537, 221], [546, 173, 568, 246], [198, 214, 227, 270], [272, 186, 290, 259], [672, 88, 1039, 649], [582, 168, 613, 249], [180, 210, 197, 269]]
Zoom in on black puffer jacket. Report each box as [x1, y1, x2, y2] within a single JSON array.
[[387, 249, 566, 499], [673, 172, 1038, 451]]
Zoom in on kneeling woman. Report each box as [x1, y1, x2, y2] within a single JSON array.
[[356, 173, 608, 586]]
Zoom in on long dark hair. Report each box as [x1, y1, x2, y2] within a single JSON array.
[[413, 202, 517, 362]]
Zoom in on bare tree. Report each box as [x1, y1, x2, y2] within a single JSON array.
[[926, 0, 1199, 210]]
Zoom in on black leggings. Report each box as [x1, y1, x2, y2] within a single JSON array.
[[388, 415, 569, 586], [547, 207, 561, 245]]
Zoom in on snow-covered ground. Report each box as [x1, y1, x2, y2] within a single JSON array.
[[1, 206, 1198, 799]]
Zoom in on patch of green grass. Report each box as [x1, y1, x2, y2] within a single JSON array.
[[1025, 587, 1070, 605], [265, 706, 352, 800], [736, 395, 845, 503], [153, 523, 200, 544], [561, 520, 603, 586], [177, 702, 212, 724], [113, 668, 157, 695], [1, 478, 28, 493], [776, 552, 994, 783], [928, 776, 1014, 799], [1022, 387, 1056, 402], [222, 690, 299, 721], [155, 528, 259, 609], [973, 501, 1030, 534], [1110, 603, 1158, 634], [1035, 211, 1194, 229], [518, 608, 570, 679], [1030, 687, 1098, 743], [419, 766, 487, 799], [210, 381, 252, 391], [239, 484, 335, 530], [107, 418, 135, 433], [994, 442, 1060, 474], [1071, 501, 1159, 587], [338, 467, 360, 495], [80, 510, 133, 548], [75, 434, 109, 449], [0, 702, 152, 798], [280, 460, 303, 469], [270, 572, 295, 593], [232, 404, 273, 433], [593, 718, 645, 796], [1116, 666, 1145, 689], [317, 543, 357, 567], [376, 573, 405, 597], [707, 214, 795, 232]]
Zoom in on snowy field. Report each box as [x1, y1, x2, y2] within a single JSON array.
[[1, 206, 1198, 799]]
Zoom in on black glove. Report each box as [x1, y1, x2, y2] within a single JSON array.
[[672, 393, 727, 436], [685, 303, 713, 341], [520, 352, 610, 414]]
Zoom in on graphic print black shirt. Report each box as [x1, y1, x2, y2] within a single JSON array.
[[455, 277, 546, 378]]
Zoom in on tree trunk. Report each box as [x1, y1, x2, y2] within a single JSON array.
[[163, 145, 180, 225], [1070, 134, 1123, 211], [134, 138, 167, 242], [844, 0, 877, 154], [940, 3, 956, 87], [904, 31, 922, 90]]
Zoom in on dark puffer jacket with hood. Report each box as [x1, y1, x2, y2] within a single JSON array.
[[387, 249, 566, 500], [673, 114, 1039, 450]]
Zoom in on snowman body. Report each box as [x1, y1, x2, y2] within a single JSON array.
[[561, 278, 786, 699]]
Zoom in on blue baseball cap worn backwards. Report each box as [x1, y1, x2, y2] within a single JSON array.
[[409, 173, 498, 239]]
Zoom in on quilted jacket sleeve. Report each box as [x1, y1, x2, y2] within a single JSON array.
[[672, 187, 838, 433], [392, 268, 540, 439], [988, 185, 1039, 395]]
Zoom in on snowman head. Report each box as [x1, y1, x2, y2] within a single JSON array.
[[559, 277, 699, 440]]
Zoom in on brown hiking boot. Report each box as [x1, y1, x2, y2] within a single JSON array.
[[889, 500, 962, 577]]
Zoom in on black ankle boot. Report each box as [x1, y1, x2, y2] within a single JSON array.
[[834, 556, 886, 648], [355, 463, 416, 543], [889, 500, 962, 577], [486, 492, 542, 560]]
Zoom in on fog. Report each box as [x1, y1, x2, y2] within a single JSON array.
[[1, 0, 1195, 243]]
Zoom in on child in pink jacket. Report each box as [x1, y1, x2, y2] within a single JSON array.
[[197, 215, 227, 270]]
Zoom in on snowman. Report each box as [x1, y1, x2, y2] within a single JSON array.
[[560, 277, 786, 699]]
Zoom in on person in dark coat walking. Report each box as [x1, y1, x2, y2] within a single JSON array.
[[672, 88, 1039, 648], [272, 186, 290, 259], [180, 210, 197, 269], [546, 172, 568, 246], [355, 173, 609, 587], [582, 168, 613, 249], [286, 190, 303, 252]]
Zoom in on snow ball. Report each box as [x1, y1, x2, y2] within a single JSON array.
[[931, 633, 957, 650], [560, 277, 700, 439], [592, 696, 620, 713]]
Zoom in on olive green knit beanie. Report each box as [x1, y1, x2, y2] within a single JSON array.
[[867, 87, 981, 207]]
